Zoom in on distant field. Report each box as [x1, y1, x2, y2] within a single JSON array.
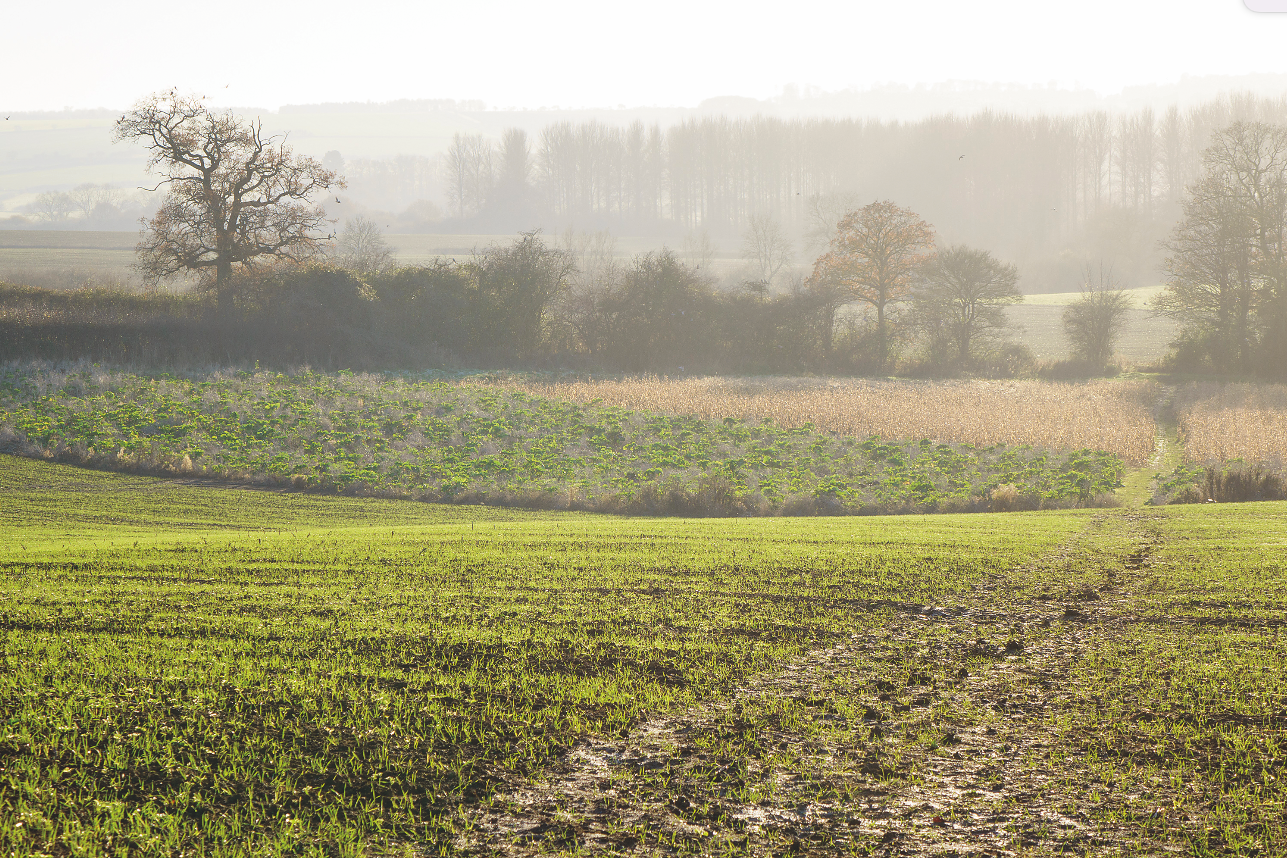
[[0, 231, 727, 288], [2, 454, 1285, 855], [0, 230, 140, 288], [1006, 304, 1179, 364], [385, 232, 706, 261], [0, 230, 137, 250], [0, 247, 138, 285], [1020, 283, 1168, 308], [1005, 283, 1178, 363]]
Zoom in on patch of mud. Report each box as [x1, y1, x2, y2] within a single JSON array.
[[456, 628, 1142, 852], [454, 514, 1193, 856]]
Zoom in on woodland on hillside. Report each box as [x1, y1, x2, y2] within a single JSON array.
[[319, 93, 1287, 292]]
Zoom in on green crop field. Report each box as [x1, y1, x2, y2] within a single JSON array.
[[0, 366, 1126, 516], [2, 452, 1285, 856]]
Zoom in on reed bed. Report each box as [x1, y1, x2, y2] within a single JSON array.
[[1175, 383, 1287, 469], [491, 376, 1160, 465]]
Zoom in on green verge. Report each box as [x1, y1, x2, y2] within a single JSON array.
[[0, 455, 1083, 856], [0, 366, 1123, 515]]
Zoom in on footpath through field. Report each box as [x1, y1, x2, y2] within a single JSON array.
[[457, 508, 1287, 857], [1116, 383, 1182, 508]]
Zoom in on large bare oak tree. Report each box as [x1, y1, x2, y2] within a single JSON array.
[[115, 92, 342, 314]]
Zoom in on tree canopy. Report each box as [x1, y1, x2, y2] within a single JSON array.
[[114, 92, 342, 313], [1156, 120, 1287, 375], [807, 201, 935, 368], [914, 245, 1022, 367]]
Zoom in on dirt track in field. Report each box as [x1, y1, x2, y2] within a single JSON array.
[[456, 514, 1183, 857]]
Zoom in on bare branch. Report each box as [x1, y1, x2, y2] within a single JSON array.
[[115, 91, 344, 309]]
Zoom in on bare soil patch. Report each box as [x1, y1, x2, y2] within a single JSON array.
[[455, 514, 1211, 857]]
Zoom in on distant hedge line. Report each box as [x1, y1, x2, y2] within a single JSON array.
[[0, 237, 1039, 376]]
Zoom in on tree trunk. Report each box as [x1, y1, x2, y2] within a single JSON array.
[[821, 302, 836, 362], [876, 302, 887, 370], [1237, 294, 1251, 376], [215, 259, 234, 322]]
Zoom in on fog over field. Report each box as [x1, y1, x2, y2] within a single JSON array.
[[5, 79, 1287, 296], [4, 0, 1287, 298], [7, 4, 1287, 855]]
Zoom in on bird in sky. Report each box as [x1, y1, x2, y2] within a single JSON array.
[[335, 197, 342, 204], [959, 154, 966, 160]]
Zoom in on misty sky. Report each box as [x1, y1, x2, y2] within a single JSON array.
[[4, 0, 1285, 112]]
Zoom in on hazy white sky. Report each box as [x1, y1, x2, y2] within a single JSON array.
[[3, 0, 1285, 112]]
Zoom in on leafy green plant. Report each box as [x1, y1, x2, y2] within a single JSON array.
[[0, 364, 1126, 516]]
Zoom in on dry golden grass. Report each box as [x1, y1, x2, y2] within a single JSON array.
[[491, 376, 1160, 464], [1175, 382, 1287, 468]]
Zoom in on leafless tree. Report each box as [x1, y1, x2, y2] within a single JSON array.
[[1159, 105, 1188, 205], [68, 183, 123, 220], [397, 199, 442, 232], [803, 192, 865, 255], [344, 155, 435, 213], [1203, 121, 1287, 309], [1157, 172, 1257, 373], [560, 227, 618, 286], [444, 132, 493, 219], [1075, 113, 1109, 218], [498, 128, 531, 188], [914, 245, 1022, 365], [1157, 120, 1287, 372], [337, 216, 394, 274], [741, 213, 794, 288], [27, 191, 75, 224], [445, 134, 471, 220], [114, 91, 342, 315], [1119, 109, 1157, 212], [681, 228, 717, 272], [1063, 264, 1133, 366], [553, 228, 617, 355]]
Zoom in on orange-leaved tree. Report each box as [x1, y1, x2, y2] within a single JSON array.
[[807, 200, 935, 368]]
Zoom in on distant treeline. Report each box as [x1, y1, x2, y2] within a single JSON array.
[[0, 235, 1031, 376], [398, 93, 1287, 290]]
